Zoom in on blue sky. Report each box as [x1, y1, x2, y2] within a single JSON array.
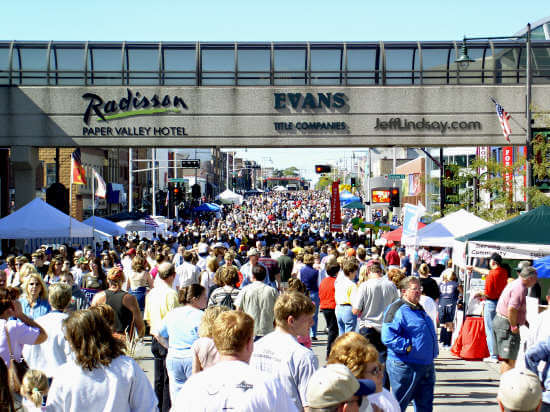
[[5, 1, 549, 182]]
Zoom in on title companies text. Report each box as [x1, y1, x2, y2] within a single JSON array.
[[374, 118, 482, 134]]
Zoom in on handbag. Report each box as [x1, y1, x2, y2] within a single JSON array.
[[4, 324, 29, 395]]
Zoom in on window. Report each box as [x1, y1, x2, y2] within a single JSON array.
[[346, 47, 378, 85], [201, 47, 234, 85], [421, 46, 450, 84], [310, 47, 342, 85], [384, 46, 419, 85], [126, 47, 159, 85], [88, 46, 123, 85], [274, 47, 306, 85], [163, 47, 196, 85], [0, 46, 11, 85], [15, 46, 48, 85], [237, 47, 270, 85], [50, 46, 85, 85]]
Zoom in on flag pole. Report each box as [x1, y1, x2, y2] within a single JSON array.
[[92, 170, 96, 253], [69, 154, 73, 238]]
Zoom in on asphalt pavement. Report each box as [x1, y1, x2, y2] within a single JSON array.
[[135, 315, 501, 411]]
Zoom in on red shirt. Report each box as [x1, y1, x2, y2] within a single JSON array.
[[386, 250, 400, 266], [484, 266, 508, 300], [319, 276, 336, 309]]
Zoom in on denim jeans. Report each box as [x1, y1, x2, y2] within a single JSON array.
[[483, 299, 498, 359], [309, 291, 320, 338], [335, 304, 357, 336], [151, 338, 171, 412], [386, 358, 435, 412], [166, 356, 193, 405]]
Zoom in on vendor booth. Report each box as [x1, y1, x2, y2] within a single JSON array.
[[216, 189, 244, 205], [452, 206, 550, 360], [0, 198, 100, 252], [83, 216, 126, 237]]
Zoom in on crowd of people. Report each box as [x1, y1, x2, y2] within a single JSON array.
[[0, 190, 548, 412]]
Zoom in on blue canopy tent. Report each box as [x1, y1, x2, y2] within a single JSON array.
[[534, 255, 550, 279], [339, 191, 360, 205], [193, 203, 221, 212]]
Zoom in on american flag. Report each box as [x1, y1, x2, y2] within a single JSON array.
[[491, 97, 512, 143], [144, 216, 158, 227]]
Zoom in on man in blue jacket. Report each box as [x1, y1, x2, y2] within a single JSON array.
[[382, 276, 438, 412]]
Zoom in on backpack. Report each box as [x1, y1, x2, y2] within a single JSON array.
[[218, 291, 235, 310]]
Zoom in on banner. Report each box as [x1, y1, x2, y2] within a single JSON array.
[[477, 146, 490, 206], [468, 240, 550, 260], [401, 203, 425, 245], [503, 146, 513, 197], [408, 173, 420, 196], [330, 181, 342, 232]]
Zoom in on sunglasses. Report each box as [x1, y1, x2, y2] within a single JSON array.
[[366, 365, 382, 376]]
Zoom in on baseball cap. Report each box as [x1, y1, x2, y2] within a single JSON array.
[[497, 369, 541, 411], [307, 364, 376, 408], [519, 266, 538, 279], [247, 248, 259, 257], [516, 260, 531, 272], [212, 242, 225, 249]]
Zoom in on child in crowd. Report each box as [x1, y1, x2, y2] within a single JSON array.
[[287, 278, 312, 348], [20, 369, 48, 412]]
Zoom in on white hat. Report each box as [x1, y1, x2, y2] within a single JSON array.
[[306, 364, 376, 408], [198, 244, 209, 254], [247, 248, 259, 257], [497, 369, 541, 411]]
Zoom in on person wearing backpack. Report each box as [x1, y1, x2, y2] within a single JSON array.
[[207, 266, 240, 309]]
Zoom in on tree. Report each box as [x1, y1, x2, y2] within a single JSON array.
[[315, 176, 332, 191], [283, 167, 299, 176]]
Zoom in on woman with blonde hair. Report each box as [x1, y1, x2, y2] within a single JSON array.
[[126, 256, 154, 312], [201, 256, 219, 296], [20, 369, 48, 411], [19, 273, 50, 319], [418, 263, 440, 302], [191, 305, 229, 373], [17, 263, 39, 286], [328, 332, 400, 411]]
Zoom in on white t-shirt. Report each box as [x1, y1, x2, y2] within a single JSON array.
[[173, 360, 297, 412], [23, 311, 71, 377], [175, 262, 201, 289], [46, 355, 157, 412], [419, 295, 438, 330], [367, 388, 401, 412], [250, 330, 318, 410]]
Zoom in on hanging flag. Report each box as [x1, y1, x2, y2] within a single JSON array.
[[144, 216, 159, 227], [71, 148, 87, 185], [330, 181, 342, 232], [92, 169, 106, 198], [490, 97, 512, 143], [165, 190, 169, 207]]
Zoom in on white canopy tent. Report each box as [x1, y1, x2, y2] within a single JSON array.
[[272, 185, 286, 192], [402, 209, 492, 248], [216, 189, 243, 205], [0, 198, 93, 239], [83, 216, 126, 236]]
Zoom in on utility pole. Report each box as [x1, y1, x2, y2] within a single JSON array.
[[439, 147, 445, 217]]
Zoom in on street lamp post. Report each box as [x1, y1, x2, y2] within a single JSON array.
[[455, 23, 532, 210]]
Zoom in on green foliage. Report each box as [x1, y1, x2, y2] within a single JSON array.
[[315, 176, 332, 191], [283, 167, 299, 176]]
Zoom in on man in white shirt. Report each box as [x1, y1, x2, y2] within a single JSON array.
[[174, 311, 296, 412], [175, 250, 200, 289], [250, 291, 319, 411], [172, 246, 185, 268]]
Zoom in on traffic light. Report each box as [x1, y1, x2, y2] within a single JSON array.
[[389, 187, 400, 207], [350, 177, 356, 187], [315, 165, 331, 174], [173, 186, 183, 202], [192, 184, 201, 199]]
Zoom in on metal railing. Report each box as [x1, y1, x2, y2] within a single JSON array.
[[0, 40, 549, 86]]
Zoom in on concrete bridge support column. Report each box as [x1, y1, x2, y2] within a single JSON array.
[[11, 146, 39, 210]]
